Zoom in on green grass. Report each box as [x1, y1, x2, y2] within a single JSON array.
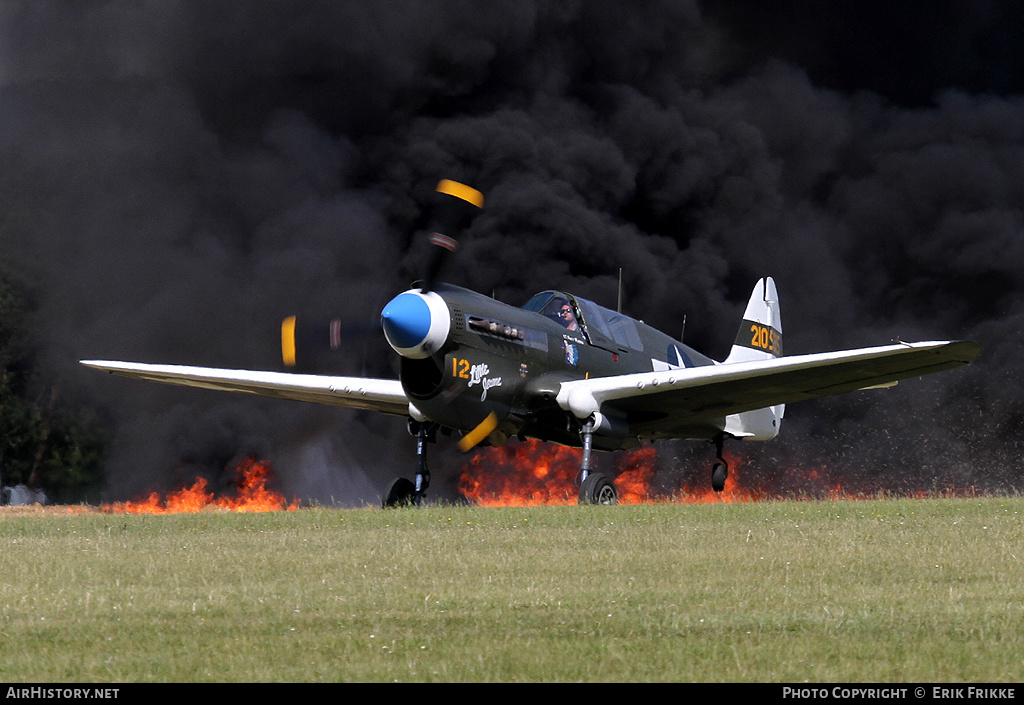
[[1, 497, 1022, 682]]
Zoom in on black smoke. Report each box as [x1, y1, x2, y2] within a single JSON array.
[[1, 1, 1021, 504]]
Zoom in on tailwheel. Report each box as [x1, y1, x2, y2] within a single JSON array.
[[711, 461, 728, 493], [579, 473, 618, 505], [710, 433, 729, 492], [383, 477, 416, 508]]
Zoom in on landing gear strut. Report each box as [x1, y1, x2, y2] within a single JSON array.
[[577, 416, 617, 505], [383, 420, 437, 508], [711, 434, 729, 493]]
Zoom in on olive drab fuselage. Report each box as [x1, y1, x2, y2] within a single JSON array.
[[398, 283, 716, 451]]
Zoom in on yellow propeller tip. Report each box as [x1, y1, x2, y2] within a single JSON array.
[[457, 412, 498, 452], [436, 179, 484, 209], [281, 315, 297, 367]]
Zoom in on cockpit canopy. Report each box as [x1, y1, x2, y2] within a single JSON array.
[[522, 290, 643, 351]]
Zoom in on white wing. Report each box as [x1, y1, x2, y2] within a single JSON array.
[[80, 360, 410, 416], [555, 340, 980, 439]]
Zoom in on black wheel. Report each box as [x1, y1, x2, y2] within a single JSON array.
[[579, 473, 618, 505], [383, 477, 416, 508], [711, 462, 728, 492]]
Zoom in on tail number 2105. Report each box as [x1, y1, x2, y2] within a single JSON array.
[[750, 323, 781, 355]]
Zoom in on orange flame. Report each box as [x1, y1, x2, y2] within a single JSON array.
[[457, 441, 883, 506], [458, 439, 707, 506], [458, 440, 581, 506], [102, 457, 298, 514]]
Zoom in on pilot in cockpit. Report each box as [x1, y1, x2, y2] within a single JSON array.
[[536, 295, 580, 332], [556, 302, 579, 332]]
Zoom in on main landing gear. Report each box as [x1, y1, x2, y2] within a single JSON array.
[[577, 416, 618, 505], [383, 420, 437, 508], [384, 415, 622, 508], [711, 434, 729, 493]]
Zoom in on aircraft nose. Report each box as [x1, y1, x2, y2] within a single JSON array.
[[382, 293, 432, 349], [381, 290, 450, 359]]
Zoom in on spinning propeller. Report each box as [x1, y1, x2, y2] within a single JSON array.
[[419, 179, 484, 293], [281, 179, 484, 371]]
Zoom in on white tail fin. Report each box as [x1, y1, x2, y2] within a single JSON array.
[[725, 277, 782, 364], [724, 277, 784, 439]]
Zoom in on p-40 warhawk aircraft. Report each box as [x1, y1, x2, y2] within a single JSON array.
[[82, 180, 981, 506]]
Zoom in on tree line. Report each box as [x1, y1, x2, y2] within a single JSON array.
[[0, 268, 107, 504]]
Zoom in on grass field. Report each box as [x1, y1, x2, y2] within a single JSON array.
[[1, 496, 1022, 682]]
